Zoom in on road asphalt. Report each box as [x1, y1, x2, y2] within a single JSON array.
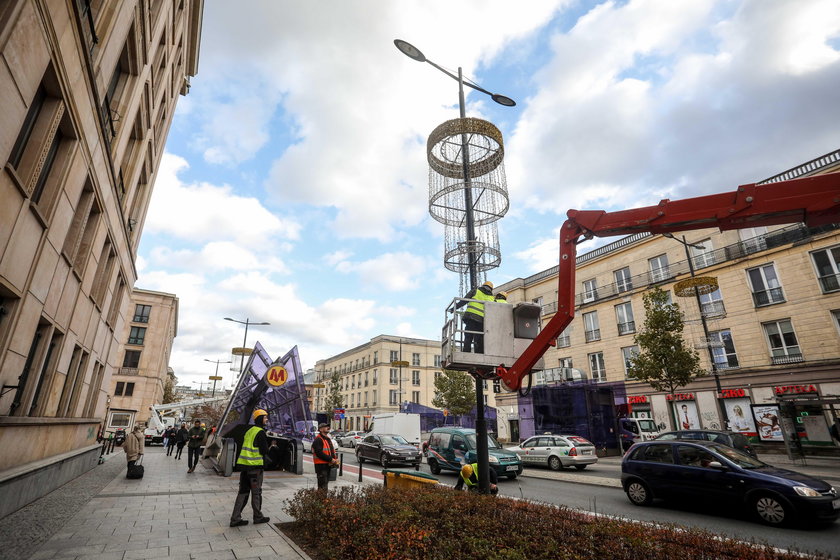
[[0, 446, 836, 560]]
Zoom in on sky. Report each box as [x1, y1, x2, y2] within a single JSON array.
[[136, 0, 840, 392]]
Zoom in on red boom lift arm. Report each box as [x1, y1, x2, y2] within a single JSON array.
[[496, 173, 840, 391]]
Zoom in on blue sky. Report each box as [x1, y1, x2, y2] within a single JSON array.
[[136, 0, 840, 390]]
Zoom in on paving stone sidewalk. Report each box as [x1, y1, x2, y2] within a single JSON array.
[[5, 447, 371, 560]]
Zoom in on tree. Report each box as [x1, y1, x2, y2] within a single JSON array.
[[628, 287, 705, 430], [432, 369, 475, 418], [194, 400, 226, 427], [324, 370, 344, 424], [162, 369, 179, 403]]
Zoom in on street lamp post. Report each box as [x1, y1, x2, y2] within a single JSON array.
[[205, 358, 231, 398], [224, 317, 270, 379], [395, 39, 515, 494]]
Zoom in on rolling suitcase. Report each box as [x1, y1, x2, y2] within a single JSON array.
[[127, 455, 144, 479]]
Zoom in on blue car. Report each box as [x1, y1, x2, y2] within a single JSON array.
[[621, 440, 839, 527]]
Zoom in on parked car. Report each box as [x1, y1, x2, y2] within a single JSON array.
[[301, 432, 339, 454], [426, 427, 522, 479], [621, 440, 839, 527], [508, 434, 598, 470], [355, 433, 422, 467], [338, 430, 366, 448], [654, 430, 757, 458]]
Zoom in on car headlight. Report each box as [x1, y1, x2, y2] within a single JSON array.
[[516, 453, 522, 460], [793, 486, 821, 497], [488, 455, 499, 463]]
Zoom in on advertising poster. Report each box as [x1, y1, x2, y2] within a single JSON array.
[[751, 404, 783, 441], [673, 401, 700, 430], [723, 398, 757, 436]]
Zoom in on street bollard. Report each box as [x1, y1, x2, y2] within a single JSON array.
[[339, 453, 343, 477], [415, 461, 420, 471], [358, 455, 363, 483]]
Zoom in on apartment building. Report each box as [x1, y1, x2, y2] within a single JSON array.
[[107, 288, 177, 430], [497, 151, 840, 446], [313, 335, 500, 432], [0, 0, 201, 517]]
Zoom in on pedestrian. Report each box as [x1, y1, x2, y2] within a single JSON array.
[[187, 420, 205, 473], [175, 422, 188, 460], [229, 409, 271, 527], [165, 426, 177, 456], [123, 424, 145, 477], [312, 422, 338, 490], [454, 463, 498, 495], [456, 280, 495, 353], [162, 427, 170, 448]]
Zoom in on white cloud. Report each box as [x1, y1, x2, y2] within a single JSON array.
[[333, 252, 432, 292]]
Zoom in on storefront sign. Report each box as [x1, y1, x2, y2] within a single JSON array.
[[628, 396, 648, 404], [665, 393, 694, 401], [719, 388, 747, 399], [773, 384, 817, 395]]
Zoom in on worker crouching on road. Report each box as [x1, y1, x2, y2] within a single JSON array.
[[312, 423, 339, 490], [229, 409, 271, 527], [454, 463, 498, 495]]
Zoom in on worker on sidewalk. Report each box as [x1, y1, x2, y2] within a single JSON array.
[[312, 423, 339, 490], [229, 409, 271, 527], [456, 280, 495, 353], [454, 463, 498, 495]]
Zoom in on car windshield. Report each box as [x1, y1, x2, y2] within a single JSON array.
[[709, 443, 766, 468], [566, 436, 593, 446], [380, 435, 408, 445], [637, 419, 658, 432], [466, 433, 502, 449]]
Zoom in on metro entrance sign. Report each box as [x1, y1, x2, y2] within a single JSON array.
[[265, 365, 288, 387]]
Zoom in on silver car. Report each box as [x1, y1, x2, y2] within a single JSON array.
[[508, 434, 598, 471], [338, 430, 366, 448]]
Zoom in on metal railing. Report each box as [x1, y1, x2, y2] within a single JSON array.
[[617, 321, 636, 335], [700, 300, 726, 319], [751, 287, 785, 307], [771, 353, 804, 365], [818, 273, 840, 293], [584, 329, 601, 343]]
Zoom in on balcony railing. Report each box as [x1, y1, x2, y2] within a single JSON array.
[[556, 335, 571, 348], [584, 329, 601, 342], [818, 273, 840, 293], [751, 287, 785, 307], [771, 353, 804, 365], [117, 367, 140, 376], [696, 336, 724, 348], [617, 321, 635, 335], [700, 300, 726, 319]]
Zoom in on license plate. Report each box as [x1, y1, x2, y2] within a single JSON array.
[[833, 498, 840, 509], [580, 449, 591, 455], [506, 465, 518, 472]]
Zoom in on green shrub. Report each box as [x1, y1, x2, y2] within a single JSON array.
[[282, 486, 825, 560]]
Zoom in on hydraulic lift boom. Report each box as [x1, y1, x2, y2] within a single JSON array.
[[496, 173, 840, 391]]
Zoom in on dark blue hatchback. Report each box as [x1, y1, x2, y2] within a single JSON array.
[[621, 440, 839, 527]]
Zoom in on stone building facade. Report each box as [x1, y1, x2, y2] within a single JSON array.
[[106, 288, 177, 430], [495, 151, 840, 448], [0, 0, 201, 517], [313, 335, 500, 432]]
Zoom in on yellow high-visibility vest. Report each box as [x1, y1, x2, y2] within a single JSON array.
[[236, 426, 264, 467], [465, 290, 494, 320]]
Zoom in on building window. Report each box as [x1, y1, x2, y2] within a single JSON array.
[[122, 350, 141, 368], [763, 320, 802, 364], [739, 227, 768, 254], [583, 279, 598, 303], [583, 312, 600, 342], [588, 352, 606, 382], [434, 354, 441, 367], [649, 254, 670, 283], [557, 326, 571, 348], [389, 350, 398, 362], [434, 371, 441, 381], [748, 264, 785, 306], [812, 246, 840, 293], [412, 370, 420, 386], [389, 390, 398, 406], [615, 302, 635, 335], [115, 382, 134, 397], [372, 369, 378, 385], [372, 391, 377, 405], [389, 368, 398, 385], [621, 346, 639, 378], [109, 412, 131, 428], [690, 239, 716, 269], [559, 357, 573, 369], [115, 381, 124, 396], [708, 330, 739, 369], [373, 351, 378, 364], [350, 394, 354, 408], [412, 353, 420, 366], [412, 391, 420, 404], [364, 391, 368, 407], [127, 326, 146, 345], [130, 304, 150, 323], [699, 288, 726, 319], [364, 372, 369, 386], [833, 310, 840, 336], [614, 267, 633, 293]]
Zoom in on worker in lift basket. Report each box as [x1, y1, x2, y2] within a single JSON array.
[[456, 280, 495, 353]]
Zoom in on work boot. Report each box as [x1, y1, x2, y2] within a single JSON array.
[[254, 516, 270, 524], [230, 520, 248, 527]]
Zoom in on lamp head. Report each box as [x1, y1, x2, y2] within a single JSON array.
[[394, 39, 425, 62]]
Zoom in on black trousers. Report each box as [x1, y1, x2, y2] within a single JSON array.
[[314, 463, 332, 490], [175, 443, 184, 459], [188, 446, 201, 469], [166, 443, 176, 456], [463, 316, 484, 353], [231, 469, 264, 522]]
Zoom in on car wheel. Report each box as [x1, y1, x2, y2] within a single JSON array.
[[356, 451, 364, 464], [428, 459, 441, 475], [548, 456, 562, 471], [380, 453, 389, 468], [625, 480, 652, 506], [574, 464, 587, 470], [752, 493, 791, 526]]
